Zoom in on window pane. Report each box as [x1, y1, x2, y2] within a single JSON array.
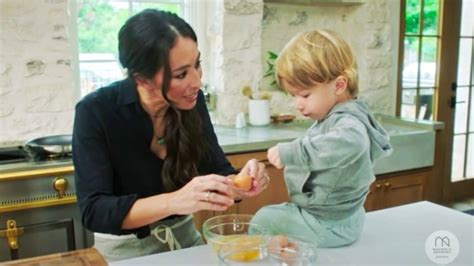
[[405, 0, 421, 34], [419, 88, 434, 120], [452, 134, 466, 182], [470, 87, 474, 132], [467, 133, 474, 179], [422, 0, 439, 34], [403, 37, 419, 88], [457, 38, 473, 86], [420, 37, 437, 87], [454, 86, 469, 134], [401, 89, 417, 119], [77, 1, 129, 53], [132, 3, 181, 15], [460, 0, 474, 37]]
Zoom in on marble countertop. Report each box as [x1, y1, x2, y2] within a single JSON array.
[[111, 201, 474, 265]]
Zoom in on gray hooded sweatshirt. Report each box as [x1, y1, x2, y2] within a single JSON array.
[[278, 99, 393, 221]]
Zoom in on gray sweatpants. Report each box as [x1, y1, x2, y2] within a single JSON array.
[[250, 202, 365, 248]]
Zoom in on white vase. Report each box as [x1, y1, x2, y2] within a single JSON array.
[[248, 99, 270, 126]]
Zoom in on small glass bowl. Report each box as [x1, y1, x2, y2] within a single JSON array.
[[218, 235, 317, 266], [202, 214, 268, 254]]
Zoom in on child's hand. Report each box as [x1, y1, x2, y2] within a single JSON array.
[[267, 146, 284, 169]]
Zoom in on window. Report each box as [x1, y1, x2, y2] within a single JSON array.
[[74, 0, 190, 96], [399, 0, 440, 120], [452, 0, 474, 182]]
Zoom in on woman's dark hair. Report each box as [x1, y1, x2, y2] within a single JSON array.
[[118, 9, 206, 192]]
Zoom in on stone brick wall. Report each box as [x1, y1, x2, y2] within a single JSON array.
[[0, 0, 400, 144], [0, 0, 75, 145], [211, 0, 400, 125]]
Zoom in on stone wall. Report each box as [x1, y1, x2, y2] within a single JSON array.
[[212, 0, 400, 125], [0, 0, 75, 145], [0, 0, 400, 144]]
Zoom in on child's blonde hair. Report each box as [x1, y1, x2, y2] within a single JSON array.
[[275, 30, 359, 97]]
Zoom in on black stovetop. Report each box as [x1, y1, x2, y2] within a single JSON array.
[[0, 146, 72, 168]]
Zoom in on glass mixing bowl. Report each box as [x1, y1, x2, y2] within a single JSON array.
[[218, 235, 317, 266], [202, 214, 269, 258]]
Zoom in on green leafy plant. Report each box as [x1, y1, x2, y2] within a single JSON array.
[[263, 51, 278, 86]]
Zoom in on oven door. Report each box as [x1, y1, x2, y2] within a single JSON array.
[[0, 218, 76, 261]]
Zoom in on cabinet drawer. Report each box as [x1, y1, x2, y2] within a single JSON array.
[[365, 168, 430, 212]]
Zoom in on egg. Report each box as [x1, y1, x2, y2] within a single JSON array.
[[268, 235, 289, 253], [232, 174, 253, 191]]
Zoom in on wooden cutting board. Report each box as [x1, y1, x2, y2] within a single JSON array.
[[0, 248, 107, 266]]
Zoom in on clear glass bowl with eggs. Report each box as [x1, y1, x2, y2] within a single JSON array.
[[217, 235, 317, 265], [202, 214, 269, 260]]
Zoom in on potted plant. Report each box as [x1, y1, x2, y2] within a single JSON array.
[[241, 85, 272, 126]]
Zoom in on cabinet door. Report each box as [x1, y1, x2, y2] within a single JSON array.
[[382, 169, 428, 208], [0, 218, 76, 261], [364, 182, 386, 212], [227, 152, 289, 215], [364, 168, 430, 212], [237, 161, 289, 215], [194, 152, 290, 233]]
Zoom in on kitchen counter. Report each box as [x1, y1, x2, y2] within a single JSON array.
[[0, 114, 443, 177], [111, 201, 473, 265]]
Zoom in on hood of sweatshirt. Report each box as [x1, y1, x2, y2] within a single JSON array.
[[326, 99, 393, 161]]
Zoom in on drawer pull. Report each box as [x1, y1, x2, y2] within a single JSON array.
[[52, 177, 68, 198]]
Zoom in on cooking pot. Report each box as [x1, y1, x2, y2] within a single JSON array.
[[20, 134, 72, 161]]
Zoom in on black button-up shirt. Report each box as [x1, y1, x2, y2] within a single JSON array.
[[72, 78, 235, 238]]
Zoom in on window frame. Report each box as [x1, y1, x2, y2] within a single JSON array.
[[396, 0, 441, 120], [70, 0, 205, 99]]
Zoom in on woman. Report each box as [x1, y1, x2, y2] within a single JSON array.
[[72, 9, 268, 261]]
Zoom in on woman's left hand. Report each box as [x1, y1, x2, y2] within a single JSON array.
[[233, 158, 269, 198]]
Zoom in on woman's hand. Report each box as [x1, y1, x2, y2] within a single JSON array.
[[169, 174, 236, 215], [232, 159, 269, 198], [267, 145, 283, 169]]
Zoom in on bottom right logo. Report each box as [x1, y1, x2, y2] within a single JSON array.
[[425, 230, 460, 265]]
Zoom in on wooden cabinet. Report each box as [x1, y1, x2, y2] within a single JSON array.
[[193, 151, 288, 233], [227, 152, 289, 215], [364, 167, 430, 212], [193, 151, 431, 232]]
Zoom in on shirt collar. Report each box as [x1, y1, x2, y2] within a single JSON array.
[[117, 78, 139, 106]]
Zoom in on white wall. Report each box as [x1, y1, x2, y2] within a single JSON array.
[[0, 0, 400, 145], [0, 0, 75, 145]]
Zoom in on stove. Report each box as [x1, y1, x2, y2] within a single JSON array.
[[0, 146, 73, 165], [0, 146, 92, 261], [0, 147, 28, 165]]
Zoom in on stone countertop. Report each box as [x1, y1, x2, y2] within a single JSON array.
[[215, 120, 311, 154], [216, 114, 443, 175], [0, 115, 443, 177]]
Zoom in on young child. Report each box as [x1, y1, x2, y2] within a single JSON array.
[[251, 30, 392, 248]]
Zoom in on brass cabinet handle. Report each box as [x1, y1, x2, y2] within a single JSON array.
[[52, 177, 68, 198], [384, 182, 391, 188], [0, 219, 24, 250], [375, 184, 381, 189]]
